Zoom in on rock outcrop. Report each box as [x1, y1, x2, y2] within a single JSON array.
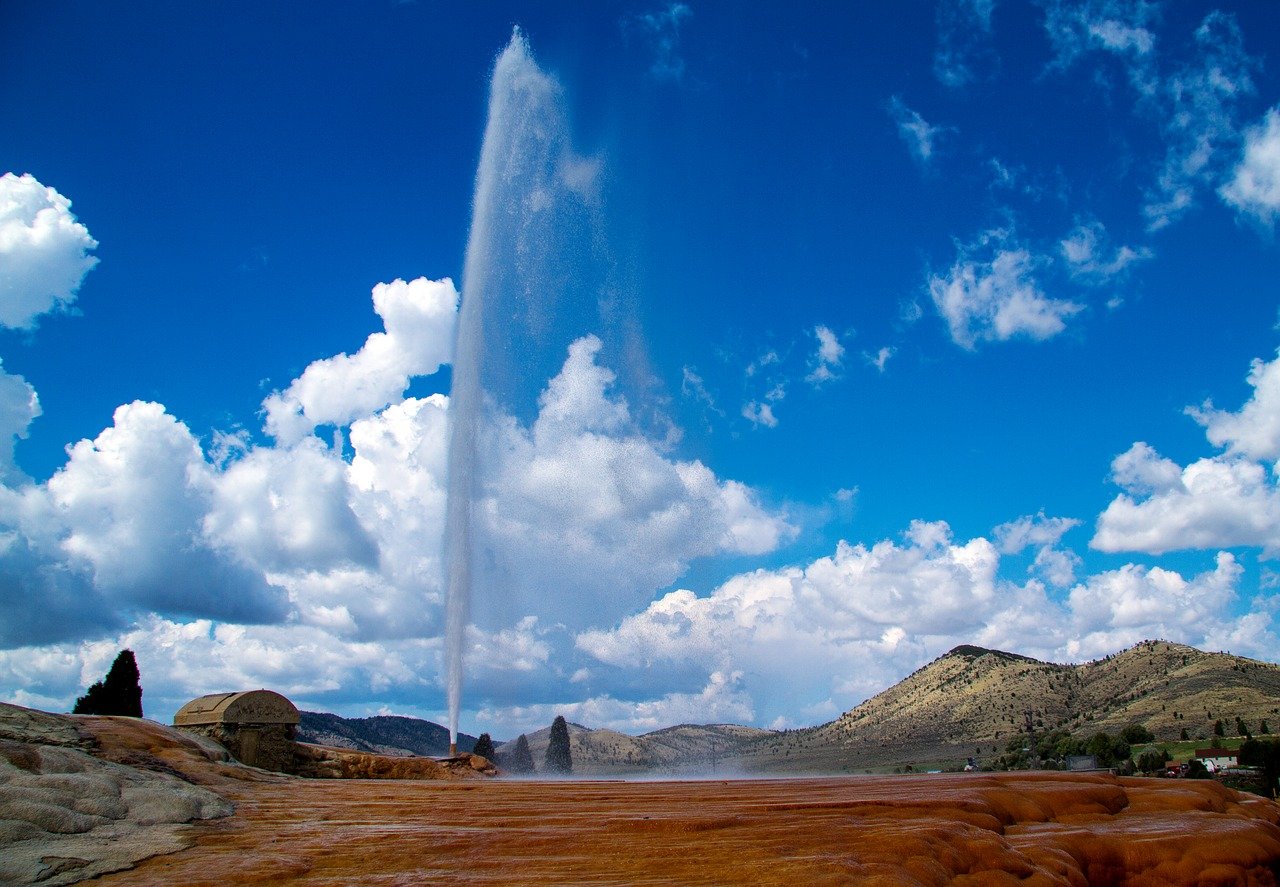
[[291, 743, 497, 779], [0, 703, 236, 886]]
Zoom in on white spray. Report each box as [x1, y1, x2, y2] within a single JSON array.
[[444, 31, 573, 751]]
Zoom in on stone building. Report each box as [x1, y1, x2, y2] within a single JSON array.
[[174, 689, 300, 772]]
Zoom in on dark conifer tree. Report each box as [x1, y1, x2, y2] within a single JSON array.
[[73, 649, 143, 717], [545, 715, 572, 774], [472, 732, 495, 760], [509, 734, 535, 774]]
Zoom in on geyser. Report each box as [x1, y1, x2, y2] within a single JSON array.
[[443, 30, 594, 748]]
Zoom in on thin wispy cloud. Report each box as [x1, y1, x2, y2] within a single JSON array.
[[888, 96, 945, 165], [742, 400, 778, 429], [864, 346, 895, 373], [1143, 11, 1257, 231], [805, 325, 845, 385], [627, 3, 693, 82], [1059, 219, 1152, 283], [1041, 0, 1159, 95], [928, 229, 1083, 349], [934, 0, 999, 88]]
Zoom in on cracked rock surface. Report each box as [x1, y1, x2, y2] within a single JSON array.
[[0, 704, 235, 886]]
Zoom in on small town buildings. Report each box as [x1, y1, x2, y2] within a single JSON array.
[[1195, 748, 1239, 772], [174, 689, 299, 772]]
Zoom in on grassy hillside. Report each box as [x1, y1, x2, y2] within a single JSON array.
[[734, 640, 1280, 772]]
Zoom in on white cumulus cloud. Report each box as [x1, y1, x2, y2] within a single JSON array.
[[1187, 349, 1280, 462], [1095, 350, 1280, 557], [263, 277, 457, 443], [1221, 107, 1280, 227], [0, 173, 99, 329], [1093, 443, 1280, 556], [577, 517, 1273, 728], [46, 402, 286, 622]]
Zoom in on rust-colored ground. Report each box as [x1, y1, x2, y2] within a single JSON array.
[[100, 771, 1280, 886]]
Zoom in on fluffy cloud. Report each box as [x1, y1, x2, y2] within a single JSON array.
[[0, 173, 99, 329], [888, 97, 944, 164], [1095, 351, 1280, 556], [1093, 444, 1280, 556], [206, 440, 378, 575], [1065, 553, 1244, 659], [262, 277, 457, 443], [578, 521, 1006, 719], [47, 401, 287, 622], [480, 335, 793, 630], [928, 230, 1083, 349], [0, 361, 40, 479], [577, 518, 1270, 727], [994, 512, 1080, 554], [0, 616, 439, 722], [1221, 107, 1280, 227], [1187, 349, 1280, 462], [477, 670, 755, 735]]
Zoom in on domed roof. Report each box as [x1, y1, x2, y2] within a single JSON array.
[[173, 690, 299, 726]]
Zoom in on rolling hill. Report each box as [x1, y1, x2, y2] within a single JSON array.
[[296, 712, 476, 757], [736, 639, 1280, 772]]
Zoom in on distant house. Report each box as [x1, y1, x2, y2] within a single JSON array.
[[1194, 748, 1238, 772], [1065, 755, 1100, 771], [174, 689, 300, 772]]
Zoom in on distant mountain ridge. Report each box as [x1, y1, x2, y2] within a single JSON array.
[[296, 712, 476, 758], [495, 721, 775, 775], [296, 640, 1280, 774]]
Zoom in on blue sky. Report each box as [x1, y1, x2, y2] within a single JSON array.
[[2, 0, 1280, 736]]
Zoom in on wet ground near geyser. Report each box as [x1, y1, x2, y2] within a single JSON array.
[[101, 771, 1280, 886]]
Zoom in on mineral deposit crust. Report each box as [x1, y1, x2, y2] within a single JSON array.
[[101, 771, 1280, 885]]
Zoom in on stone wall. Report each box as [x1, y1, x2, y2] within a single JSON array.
[[178, 723, 295, 772]]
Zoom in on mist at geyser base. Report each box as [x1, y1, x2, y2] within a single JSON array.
[[443, 30, 638, 748]]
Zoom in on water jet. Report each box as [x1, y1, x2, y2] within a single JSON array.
[[443, 29, 587, 748]]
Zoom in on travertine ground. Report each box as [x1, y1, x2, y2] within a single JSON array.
[[102, 771, 1280, 886]]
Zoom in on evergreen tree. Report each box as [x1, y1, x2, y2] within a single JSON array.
[[1214, 719, 1226, 738], [1180, 728, 1189, 741], [72, 650, 143, 717], [1238, 739, 1280, 798], [472, 733, 495, 760], [506, 734, 535, 774], [1262, 720, 1270, 735], [545, 715, 572, 774]]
